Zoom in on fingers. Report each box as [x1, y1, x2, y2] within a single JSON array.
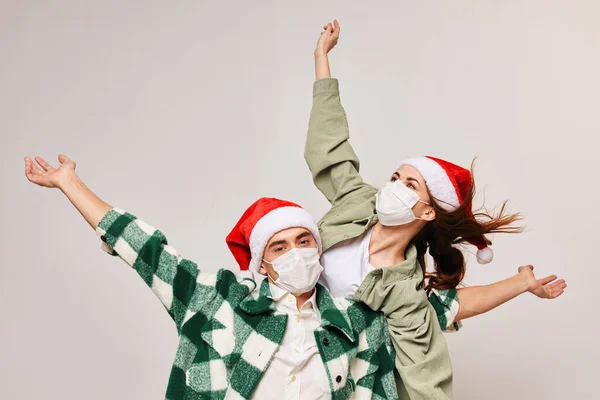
[[547, 286, 565, 299], [58, 153, 74, 166], [332, 19, 340, 37], [544, 279, 566, 289], [24, 157, 41, 183], [544, 279, 567, 299], [28, 157, 45, 175], [538, 275, 558, 285], [34, 156, 54, 171]]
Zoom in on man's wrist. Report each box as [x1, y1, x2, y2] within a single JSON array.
[[58, 172, 83, 193]]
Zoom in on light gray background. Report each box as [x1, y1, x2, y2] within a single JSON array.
[[1, 1, 598, 399]]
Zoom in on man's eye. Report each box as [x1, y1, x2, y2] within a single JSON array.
[[299, 240, 309, 245], [391, 177, 397, 182], [274, 247, 284, 252]]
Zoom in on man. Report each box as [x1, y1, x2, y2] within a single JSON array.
[[24, 154, 398, 399]]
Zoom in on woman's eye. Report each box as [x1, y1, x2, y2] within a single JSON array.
[[407, 184, 415, 190], [391, 177, 397, 182], [274, 247, 283, 252]]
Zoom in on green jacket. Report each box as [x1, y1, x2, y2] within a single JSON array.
[[96, 207, 399, 400], [305, 78, 455, 399]]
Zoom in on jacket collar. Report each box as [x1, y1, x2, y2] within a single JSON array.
[[239, 279, 355, 342]]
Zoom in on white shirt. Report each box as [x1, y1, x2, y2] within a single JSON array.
[[251, 283, 331, 400], [319, 227, 375, 298], [318, 227, 462, 332]]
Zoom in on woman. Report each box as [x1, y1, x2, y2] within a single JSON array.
[[306, 20, 566, 399]]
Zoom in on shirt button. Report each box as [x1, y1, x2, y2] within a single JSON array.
[[296, 316, 301, 323], [336, 375, 342, 383], [323, 337, 329, 346], [100, 235, 106, 242], [287, 295, 294, 303], [290, 375, 296, 382]]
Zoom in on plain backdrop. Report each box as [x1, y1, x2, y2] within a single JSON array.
[[1, 1, 598, 399]]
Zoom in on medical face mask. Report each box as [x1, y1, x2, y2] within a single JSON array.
[[262, 247, 323, 295], [375, 180, 430, 226]]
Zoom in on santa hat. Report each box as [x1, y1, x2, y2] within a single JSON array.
[[226, 198, 322, 276], [398, 156, 494, 264]]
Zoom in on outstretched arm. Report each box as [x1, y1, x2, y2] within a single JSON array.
[[25, 154, 111, 229], [430, 265, 567, 331], [24, 155, 233, 332], [455, 265, 566, 321]]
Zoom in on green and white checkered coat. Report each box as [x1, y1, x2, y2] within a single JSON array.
[[96, 208, 399, 400]]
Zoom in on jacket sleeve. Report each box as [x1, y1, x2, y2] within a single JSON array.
[[354, 263, 454, 399], [429, 288, 462, 332], [305, 78, 373, 207], [95, 208, 253, 333]]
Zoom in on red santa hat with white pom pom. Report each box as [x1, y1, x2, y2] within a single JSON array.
[[398, 156, 494, 264]]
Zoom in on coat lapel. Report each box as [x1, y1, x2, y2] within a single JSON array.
[[225, 279, 287, 399], [316, 284, 355, 342]]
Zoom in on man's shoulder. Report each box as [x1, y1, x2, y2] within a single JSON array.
[[202, 268, 258, 300]]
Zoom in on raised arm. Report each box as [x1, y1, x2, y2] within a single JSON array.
[[24, 155, 230, 332], [305, 21, 376, 207]]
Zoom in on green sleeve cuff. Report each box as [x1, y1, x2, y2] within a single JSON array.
[[95, 208, 133, 255], [313, 78, 340, 97]]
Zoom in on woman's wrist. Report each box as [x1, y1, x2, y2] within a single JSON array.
[[515, 270, 534, 294], [314, 52, 331, 80]]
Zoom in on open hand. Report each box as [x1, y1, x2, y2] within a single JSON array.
[[24, 154, 77, 189], [518, 265, 566, 299]]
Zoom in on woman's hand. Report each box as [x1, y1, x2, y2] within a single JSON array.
[[24, 154, 77, 190], [315, 20, 340, 56], [518, 265, 567, 299]]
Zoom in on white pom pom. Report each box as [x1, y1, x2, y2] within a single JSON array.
[[238, 270, 255, 280], [476, 247, 494, 264]]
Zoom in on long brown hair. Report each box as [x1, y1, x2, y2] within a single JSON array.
[[414, 160, 523, 291]]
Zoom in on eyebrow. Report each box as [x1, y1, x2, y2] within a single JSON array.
[[267, 232, 312, 250], [268, 240, 287, 250], [406, 177, 421, 187], [296, 232, 312, 241], [393, 172, 422, 186]]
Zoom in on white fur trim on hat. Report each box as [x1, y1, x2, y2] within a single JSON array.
[[237, 270, 255, 280], [248, 206, 322, 273], [399, 157, 460, 211]]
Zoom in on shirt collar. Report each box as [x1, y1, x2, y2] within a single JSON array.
[[268, 283, 320, 315]]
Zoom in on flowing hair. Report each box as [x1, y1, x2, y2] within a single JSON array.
[[414, 160, 523, 291]]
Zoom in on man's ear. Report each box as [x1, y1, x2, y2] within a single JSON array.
[[421, 207, 436, 222], [259, 262, 268, 275]]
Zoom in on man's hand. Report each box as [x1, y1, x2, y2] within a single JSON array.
[[518, 265, 567, 299], [25, 154, 77, 190]]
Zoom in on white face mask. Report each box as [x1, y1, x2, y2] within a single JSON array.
[[262, 247, 323, 295], [375, 180, 431, 226]]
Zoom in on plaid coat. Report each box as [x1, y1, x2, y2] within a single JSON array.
[[96, 208, 399, 400]]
